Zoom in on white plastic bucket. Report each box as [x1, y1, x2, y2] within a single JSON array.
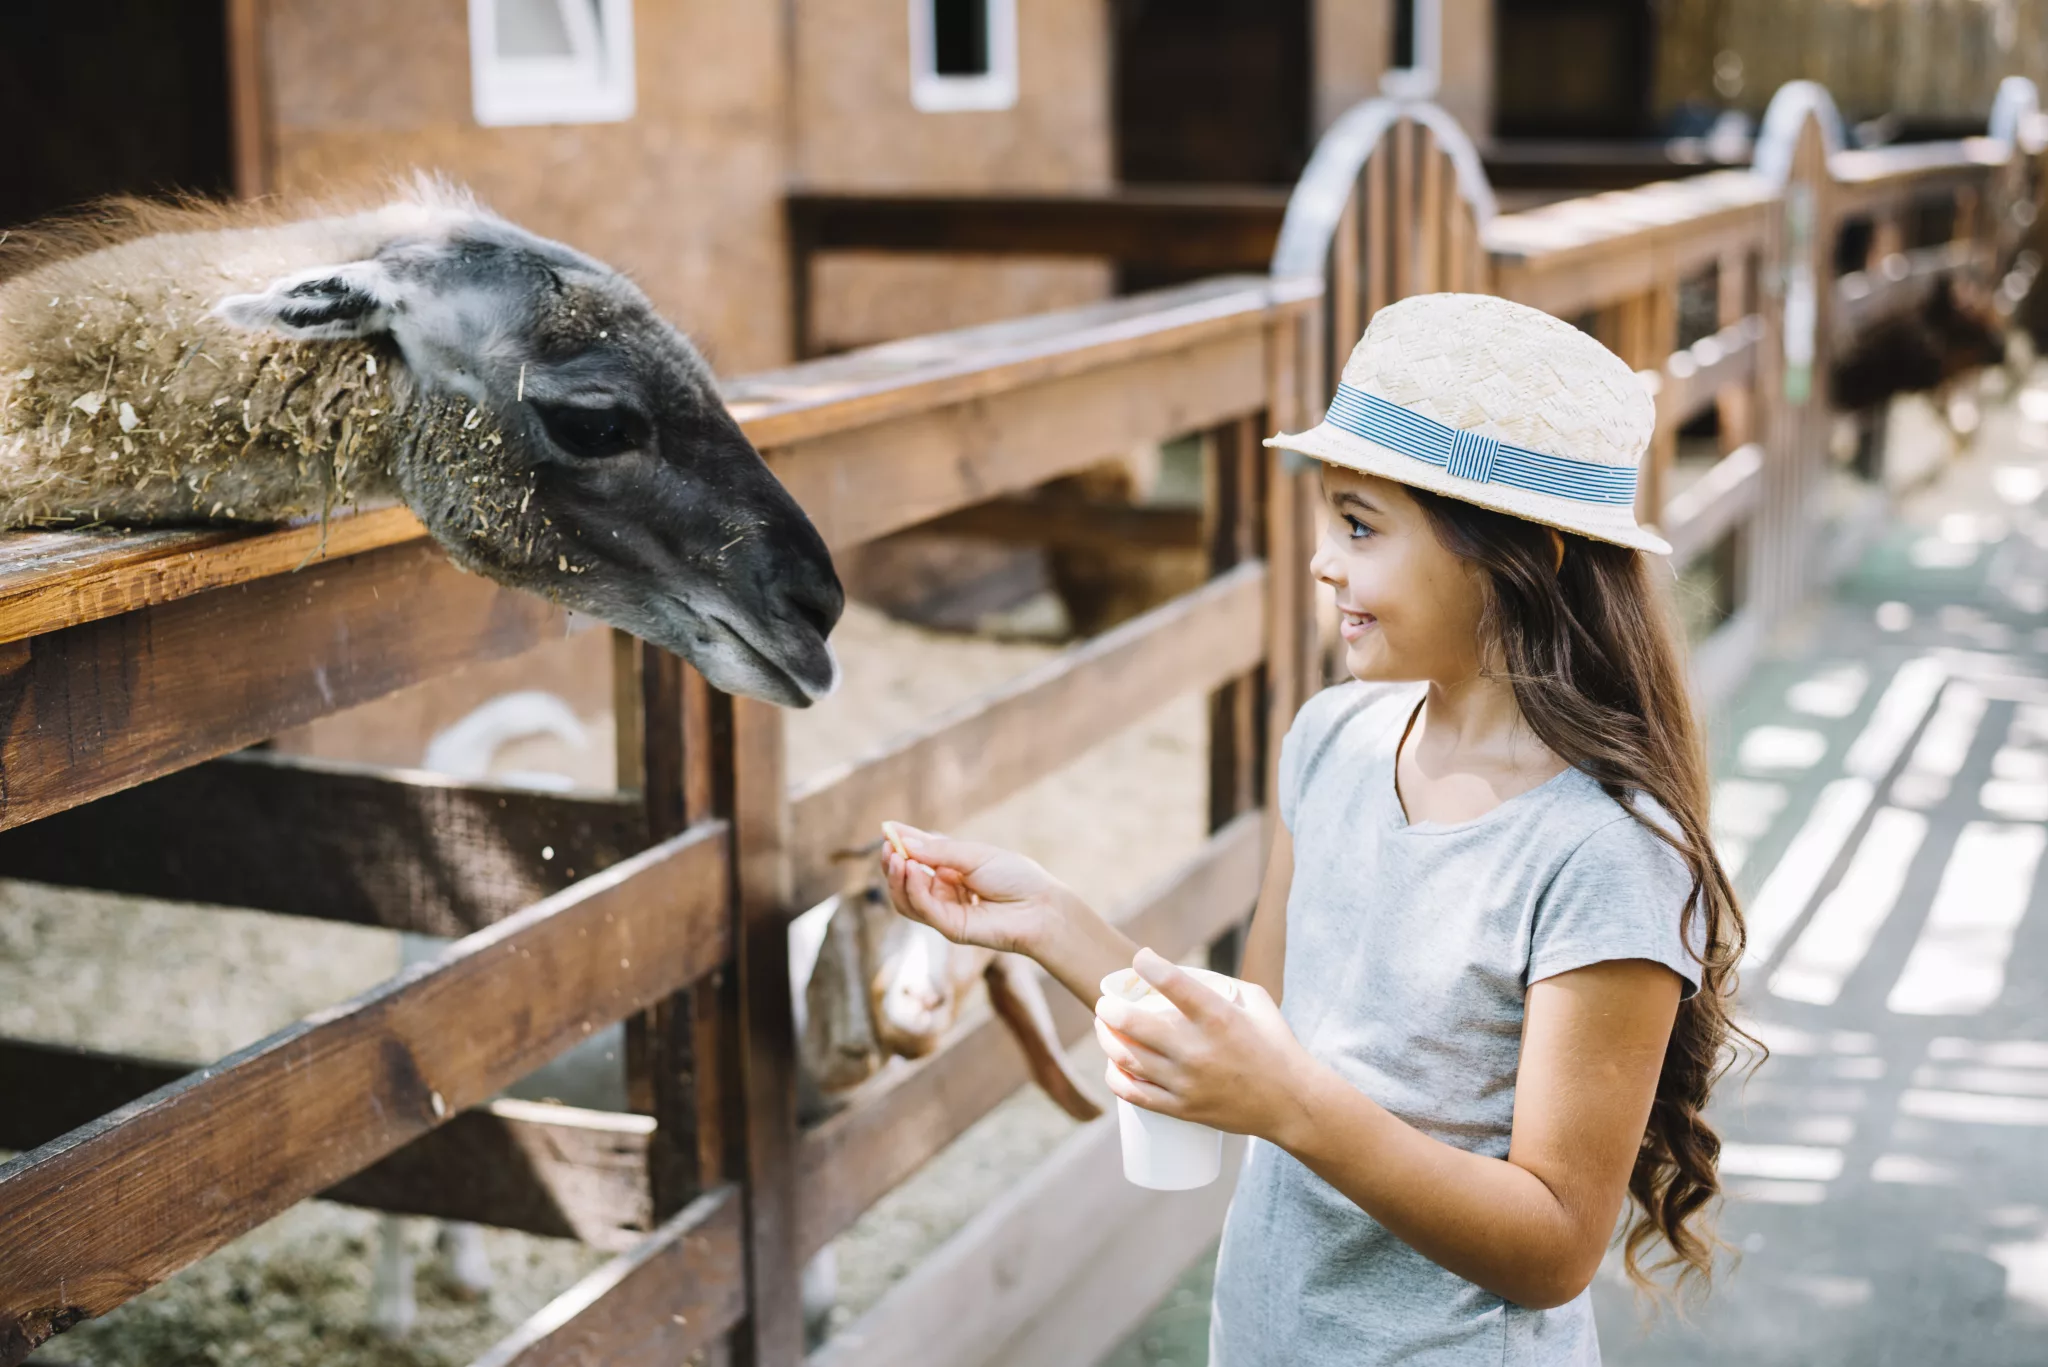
[[1098, 965, 1244, 1190]]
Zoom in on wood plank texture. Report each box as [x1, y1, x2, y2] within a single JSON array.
[[727, 274, 1313, 453], [0, 752, 645, 935], [918, 495, 1203, 552], [470, 1185, 748, 1367], [1659, 316, 1764, 432], [0, 538, 568, 831], [794, 812, 1263, 1261], [760, 328, 1274, 553], [1663, 444, 1765, 565], [1485, 172, 1773, 318], [811, 1118, 1242, 1367], [730, 691, 808, 1366], [981, 1136, 1241, 1367], [0, 507, 424, 645], [0, 1039, 656, 1248], [0, 822, 730, 1366], [787, 563, 1267, 910]]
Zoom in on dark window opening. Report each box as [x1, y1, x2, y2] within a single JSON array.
[[1493, 0, 1653, 139], [1112, 0, 1310, 185], [932, 0, 992, 78], [0, 0, 233, 232], [1392, 0, 1417, 70]]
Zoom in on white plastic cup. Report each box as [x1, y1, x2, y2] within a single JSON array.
[[1097, 965, 1243, 1190]]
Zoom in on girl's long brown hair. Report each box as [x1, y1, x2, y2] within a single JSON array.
[[1409, 488, 1752, 1303]]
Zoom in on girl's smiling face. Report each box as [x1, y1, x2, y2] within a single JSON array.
[[1310, 464, 1490, 685]]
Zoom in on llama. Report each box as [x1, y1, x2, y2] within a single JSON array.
[[0, 182, 841, 707]]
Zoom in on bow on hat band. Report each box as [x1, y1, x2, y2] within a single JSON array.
[[1323, 384, 1639, 506]]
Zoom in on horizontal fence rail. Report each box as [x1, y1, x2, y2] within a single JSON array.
[[0, 822, 730, 1357]]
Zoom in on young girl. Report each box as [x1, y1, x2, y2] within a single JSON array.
[[880, 293, 1742, 1365]]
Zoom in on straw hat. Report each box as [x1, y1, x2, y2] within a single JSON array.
[[1266, 293, 1669, 555]]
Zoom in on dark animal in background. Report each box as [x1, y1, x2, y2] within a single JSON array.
[[1829, 277, 2007, 411]]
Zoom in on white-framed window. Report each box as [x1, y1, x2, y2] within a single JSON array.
[[1381, 0, 1440, 101], [469, 0, 636, 128], [909, 0, 1018, 113]]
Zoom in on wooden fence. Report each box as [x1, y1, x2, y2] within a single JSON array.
[[797, 78, 2044, 705], [1, 76, 2044, 1367]]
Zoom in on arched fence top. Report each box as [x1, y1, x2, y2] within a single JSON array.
[[1269, 97, 1497, 282], [1752, 80, 1848, 188], [1990, 75, 2046, 153]]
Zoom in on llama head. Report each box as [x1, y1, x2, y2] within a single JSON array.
[[215, 210, 841, 708]]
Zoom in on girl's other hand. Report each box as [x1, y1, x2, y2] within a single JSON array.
[[880, 822, 1071, 957], [1094, 947, 1322, 1143]]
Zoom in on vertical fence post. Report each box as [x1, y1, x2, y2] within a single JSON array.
[[727, 692, 806, 1366], [617, 635, 744, 1365], [1205, 415, 1266, 975]]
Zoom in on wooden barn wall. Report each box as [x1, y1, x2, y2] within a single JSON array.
[[1655, 0, 2048, 126], [1314, 0, 1394, 134], [1435, 0, 1494, 143], [792, 0, 1116, 353], [259, 0, 793, 374]]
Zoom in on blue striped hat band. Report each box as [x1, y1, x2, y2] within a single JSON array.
[[1323, 384, 1639, 507]]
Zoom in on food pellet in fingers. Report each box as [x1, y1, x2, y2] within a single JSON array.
[[882, 821, 912, 861]]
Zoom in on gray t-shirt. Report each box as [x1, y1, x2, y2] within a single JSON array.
[[1210, 681, 1703, 1366]]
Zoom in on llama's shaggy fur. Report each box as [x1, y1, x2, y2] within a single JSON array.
[[0, 182, 843, 706], [0, 189, 470, 527]]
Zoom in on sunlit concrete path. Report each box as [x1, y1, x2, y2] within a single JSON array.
[[1596, 394, 2048, 1365], [1108, 388, 2048, 1366]]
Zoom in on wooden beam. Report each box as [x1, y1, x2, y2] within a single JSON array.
[[810, 1117, 1241, 1367], [1832, 241, 1981, 338], [1484, 173, 1773, 319], [785, 189, 1288, 271], [324, 1099, 654, 1250], [758, 327, 1274, 553], [787, 563, 1267, 910], [916, 495, 1203, 552], [1658, 316, 1763, 432], [726, 274, 1314, 453], [1663, 444, 1765, 566], [0, 1037, 658, 1249], [980, 1137, 1241, 1367], [0, 538, 568, 832], [730, 691, 808, 1365], [0, 506, 423, 645], [470, 1185, 747, 1367], [223, 0, 270, 199], [794, 812, 1263, 1261], [0, 822, 730, 1366], [0, 752, 646, 935]]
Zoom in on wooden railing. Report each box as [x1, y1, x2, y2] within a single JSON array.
[[1281, 80, 2044, 703], [0, 270, 1317, 1367], [3, 73, 2044, 1367]]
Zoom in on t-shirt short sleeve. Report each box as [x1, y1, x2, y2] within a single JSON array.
[[1529, 808, 1705, 999], [1276, 683, 1386, 831]]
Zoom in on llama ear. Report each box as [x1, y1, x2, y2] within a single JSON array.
[[214, 262, 397, 340]]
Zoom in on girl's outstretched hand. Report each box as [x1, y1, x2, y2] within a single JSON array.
[[879, 822, 1071, 956], [1094, 946, 1323, 1143]]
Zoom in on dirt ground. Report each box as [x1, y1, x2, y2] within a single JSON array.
[[2, 594, 1211, 1366]]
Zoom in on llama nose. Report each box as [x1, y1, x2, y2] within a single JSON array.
[[783, 557, 844, 640]]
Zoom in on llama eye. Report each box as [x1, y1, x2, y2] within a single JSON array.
[[534, 402, 646, 459]]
